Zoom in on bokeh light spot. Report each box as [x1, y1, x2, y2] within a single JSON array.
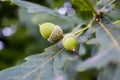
[[0, 41, 4, 50], [2, 26, 16, 37]]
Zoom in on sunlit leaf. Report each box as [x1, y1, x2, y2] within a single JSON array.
[[114, 0, 120, 9], [72, 0, 96, 12], [72, 0, 97, 20], [0, 0, 10, 1]]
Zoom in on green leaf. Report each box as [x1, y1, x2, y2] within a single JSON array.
[[96, 0, 113, 9], [79, 44, 86, 56], [76, 17, 120, 71], [72, 0, 96, 12], [72, 0, 97, 20], [97, 63, 120, 80], [113, 67, 120, 80], [0, 0, 10, 1], [107, 7, 120, 20], [107, 0, 120, 20], [0, 43, 74, 80], [96, 0, 120, 20], [11, 0, 75, 33], [114, 0, 120, 9]]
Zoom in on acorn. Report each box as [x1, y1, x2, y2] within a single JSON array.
[[39, 23, 63, 43], [62, 33, 78, 51]]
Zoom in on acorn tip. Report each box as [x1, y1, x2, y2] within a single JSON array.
[[72, 49, 76, 52], [38, 24, 41, 27]]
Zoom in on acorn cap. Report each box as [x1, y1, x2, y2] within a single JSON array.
[[48, 25, 63, 43], [39, 23, 63, 43], [62, 33, 78, 51]]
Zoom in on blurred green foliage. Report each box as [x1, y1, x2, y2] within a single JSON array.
[[0, 0, 67, 70]]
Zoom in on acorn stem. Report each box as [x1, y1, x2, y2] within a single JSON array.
[[74, 18, 94, 37], [74, 26, 89, 35]]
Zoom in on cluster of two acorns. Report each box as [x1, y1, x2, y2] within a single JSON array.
[[39, 23, 78, 51]]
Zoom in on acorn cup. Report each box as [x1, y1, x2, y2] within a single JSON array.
[[62, 33, 78, 51], [39, 23, 63, 43]]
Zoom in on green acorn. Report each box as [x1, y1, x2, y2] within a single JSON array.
[[62, 33, 78, 51], [39, 23, 63, 43]]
